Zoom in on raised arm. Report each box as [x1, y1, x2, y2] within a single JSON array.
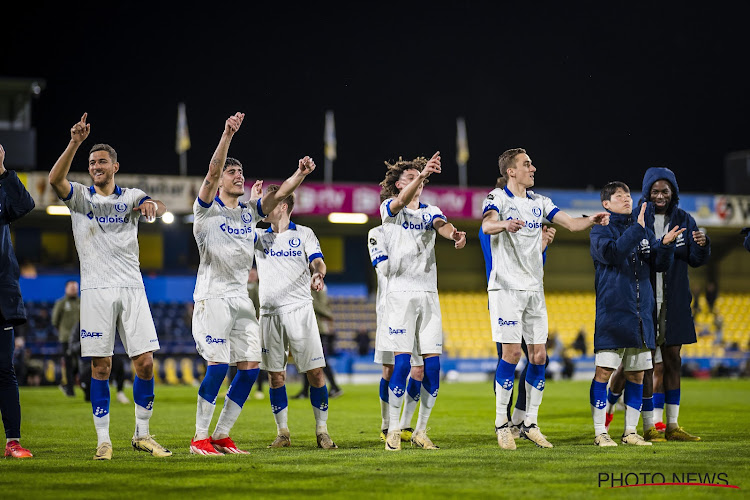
[[260, 156, 316, 216], [310, 257, 327, 292], [388, 151, 441, 216], [552, 210, 610, 232], [0, 144, 35, 223], [198, 113, 244, 205], [434, 218, 466, 249], [49, 113, 90, 199]]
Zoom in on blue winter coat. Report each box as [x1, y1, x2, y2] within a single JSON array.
[[638, 167, 710, 346], [0, 170, 35, 326], [590, 211, 674, 350]]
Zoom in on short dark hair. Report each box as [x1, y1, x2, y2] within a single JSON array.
[[266, 184, 294, 214], [498, 148, 526, 181], [223, 157, 242, 171], [600, 181, 630, 202], [89, 144, 117, 163]]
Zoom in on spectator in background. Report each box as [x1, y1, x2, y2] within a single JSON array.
[[705, 281, 718, 314], [293, 284, 344, 399], [572, 329, 588, 356], [52, 280, 80, 397], [0, 144, 36, 458], [13, 337, 42, 387]]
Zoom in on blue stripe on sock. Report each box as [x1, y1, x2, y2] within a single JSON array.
[[653, 392, 665, 409], [389, 354, 411, 398], [525, 362, 546, 391], [590, 380, 607, 409], [90, 378, 110, 418], [422, 356, 440, 396], [379, 378, 389, 403], [624, 380, 644, 410], [666, 388, 680, 405], [198, 364, 228, 405], [133, 376, 154, 410], [642, 396, 654, 412], [495, 359, 516, 391], [269, 386, 288, 414], [310, 385, 328, 411], [406, 378, 421, 400], [227, 368, 259, 408], [607, 388, 621, 406]]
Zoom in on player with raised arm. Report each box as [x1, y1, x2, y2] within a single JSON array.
[[48, 114, 169, 460], [481, 148, 609, 450], [379, 152, 466, 451], [254, 183, 339, 449], [190, 113, 316, 455], [368, 223, 423, 443]]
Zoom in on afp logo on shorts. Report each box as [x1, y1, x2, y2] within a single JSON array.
[[205, 335, 226, 345], [497, 317, 519, 327], [80, 329, 103, 338]]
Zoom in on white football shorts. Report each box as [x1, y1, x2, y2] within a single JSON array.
[[488, 289, 548, 345], [376, 291, 443, 356], [192, 296, 262, 364], [260, 303, 326, 373], [80, 287, 159, 358]]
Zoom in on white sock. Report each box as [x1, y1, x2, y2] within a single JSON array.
[[399, 392, 419, 430], [494, 381, 513, 428], [642, 410, 654, 431], [388, 388, 405, 434], [415, 385, 437, 432], [274, 407, 289, 432], [592, 404, 606, 436], [510, 406, 525, 426], [313, 404, 328, 430], [212, 398, 242, 439], [195, 396, 216, 440], [523, 381, 544, 427], [654, 407, 664, 424], [94, 414, 111, 446], [380, 399, 389, 430], [6, 438, 20, 444], [666, 403, 679, 426], [624, 405, 641, 434], [134, 403, 152, 438]]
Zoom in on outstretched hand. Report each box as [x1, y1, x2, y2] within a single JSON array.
[[250, 179, 263, 200], [71, 113, 91, 144], [663, 225, 687, 245], [311, 272, 325, 291], [452, 227, 467, 249], [225, 112, 245, 136], [298, 156, 316, 176], [590, 211, 610, 226], [637, 202, 647, 228], [420, 151, 442, 179]]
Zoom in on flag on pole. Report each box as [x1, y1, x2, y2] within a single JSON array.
[[324, 110, 337, 161], [175, 102, 191, 154], [456, 116, 469, 165]]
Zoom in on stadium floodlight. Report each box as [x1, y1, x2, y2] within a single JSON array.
[[46, 205, 71, 216], [328, 212, 368, 224], [162, 211, 175, 224]]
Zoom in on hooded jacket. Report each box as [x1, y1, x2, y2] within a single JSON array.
[[638, 167, 710, 346], [0, 170, 35, 325], [590, 211, 674, 350]]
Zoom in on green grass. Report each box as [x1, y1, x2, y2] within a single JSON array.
[[1, 379, 749, 498]]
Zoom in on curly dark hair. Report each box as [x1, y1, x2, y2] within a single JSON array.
[[379, 156, 428, 202]]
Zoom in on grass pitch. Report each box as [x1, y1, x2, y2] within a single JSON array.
[[1, 379, 748, 498]]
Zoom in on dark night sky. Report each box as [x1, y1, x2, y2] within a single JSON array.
[[5, 2, 749, 193]]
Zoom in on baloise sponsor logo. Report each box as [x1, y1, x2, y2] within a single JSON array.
[[497, 317, 519, 327], [205, 335, 226, 345], [264, 247, 303, 257], [402, 215, 433, 231], [87, 211, 129, 224], [220, 222, 253, 236], [505, 216, 543, 229], [81, 329, 104, 338]]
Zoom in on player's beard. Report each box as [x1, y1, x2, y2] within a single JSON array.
[[91, 171, 113, 187]]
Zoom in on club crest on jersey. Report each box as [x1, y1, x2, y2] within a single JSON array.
[[241, 212, 252, 224], [114, 202, 127, 213], [639, 239, 651, 255], [289, 237, 301, 248], [422, 213, 432, 223], [532, 207, 542, 217]]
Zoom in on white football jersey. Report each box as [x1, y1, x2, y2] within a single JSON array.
[[367, 226, 389, 318], [379, 199, 446, 293], [254, 222, 324, 315], [482, 186, 560, 291], [193, 196, 265, 301], [62, 182, 149, 290]]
